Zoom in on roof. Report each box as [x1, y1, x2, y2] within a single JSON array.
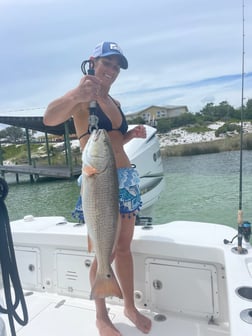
[[0, 108, 76, 135]]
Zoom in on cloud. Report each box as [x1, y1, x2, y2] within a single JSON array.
[[0, 0, 251, 115]]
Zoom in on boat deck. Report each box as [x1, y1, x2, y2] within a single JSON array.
[[1, 218, 252, 335], [1, 290, 229, 336]]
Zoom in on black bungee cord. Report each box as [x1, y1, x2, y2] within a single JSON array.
[[80, 59, 90, 75], [81, 59, 99, 133], [0, 177, 28, 336]]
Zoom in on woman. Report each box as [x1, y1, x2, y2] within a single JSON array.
[[43, 41, 152, 336]]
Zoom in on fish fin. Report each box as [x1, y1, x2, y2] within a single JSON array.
[[83, 165, 98, 176], [88, 235, 94, 253], [112, 213, 121, 254], [91, 267, 123, 300]]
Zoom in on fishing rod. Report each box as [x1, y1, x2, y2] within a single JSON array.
[[238, 0, 245, 221], [233, 0, 251, 254], [224, 0, 251, 252]]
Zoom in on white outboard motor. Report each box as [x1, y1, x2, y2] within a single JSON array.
[[124, 125, 164, 213]]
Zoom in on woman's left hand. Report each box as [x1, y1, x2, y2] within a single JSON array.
[[130, 125, 146, 139]]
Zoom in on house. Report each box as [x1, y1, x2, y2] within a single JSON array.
[[126, 105, 188, 126]]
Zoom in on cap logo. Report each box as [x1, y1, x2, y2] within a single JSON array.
[[109, 43, 122, 53]]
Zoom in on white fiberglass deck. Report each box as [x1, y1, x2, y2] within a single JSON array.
[[1, 290, 229, 336], [1, 217, 252, 335]]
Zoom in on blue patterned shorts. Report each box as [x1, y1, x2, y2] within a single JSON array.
[[118, 167, 142, 216], [72, 167, 142, 222]]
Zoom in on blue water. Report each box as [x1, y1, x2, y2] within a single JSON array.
[[153, 151, 252, 227], [4, 150, 252, 229]]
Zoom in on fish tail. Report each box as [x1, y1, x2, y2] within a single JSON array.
[[91, 268, 123, 300]]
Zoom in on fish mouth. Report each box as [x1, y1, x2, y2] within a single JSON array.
[[87, 129, 107, 160], [92, 129, 104, 141]]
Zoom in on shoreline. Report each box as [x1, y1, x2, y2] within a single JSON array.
[[2, 122, 252, 165], [158, 122, 252, 157], [158, 121, 252, 148]]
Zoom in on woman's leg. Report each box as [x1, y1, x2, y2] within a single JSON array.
[[114, 214, 152, 334]]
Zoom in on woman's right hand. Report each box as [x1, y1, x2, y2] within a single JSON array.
[[75, 75, 101, 103], [44, 75, 101, 126]]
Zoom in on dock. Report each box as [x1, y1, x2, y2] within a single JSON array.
[[0, 164, 81, 182]]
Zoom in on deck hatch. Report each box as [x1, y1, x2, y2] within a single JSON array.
[[55, 250, 94, 298], [14, 246, 42, 290], [145, 258, 219, 319]]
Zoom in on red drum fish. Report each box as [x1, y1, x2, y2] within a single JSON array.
[[82, 129, 122, 299]]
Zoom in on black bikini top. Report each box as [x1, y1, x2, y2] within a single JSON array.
[[78, 98, 128, 140]]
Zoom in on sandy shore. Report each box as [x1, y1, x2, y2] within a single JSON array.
[[158, 121, 252, 148]]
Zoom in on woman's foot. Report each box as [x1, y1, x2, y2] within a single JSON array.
[[124, 307, 152, 334], [96, 316, 122, 336]]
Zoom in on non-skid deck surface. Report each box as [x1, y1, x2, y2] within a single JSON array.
[[1, 291, 229, 336]]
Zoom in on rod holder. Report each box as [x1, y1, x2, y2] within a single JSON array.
[[231, 221, 251, 255]]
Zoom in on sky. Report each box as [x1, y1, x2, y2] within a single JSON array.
[[0, 0, 252, 124]]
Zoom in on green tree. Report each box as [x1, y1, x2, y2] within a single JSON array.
[[200, 101, 235, 121], [244, 99, 252, 119], [156, 118, 172, 133], [156, 113, 197, 133], [172, 113, 197, 127], [0, 126, 26, 143], [200, 102, 216, 121], [215, 123, 241, 137], [127, 117, 145, 125]]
